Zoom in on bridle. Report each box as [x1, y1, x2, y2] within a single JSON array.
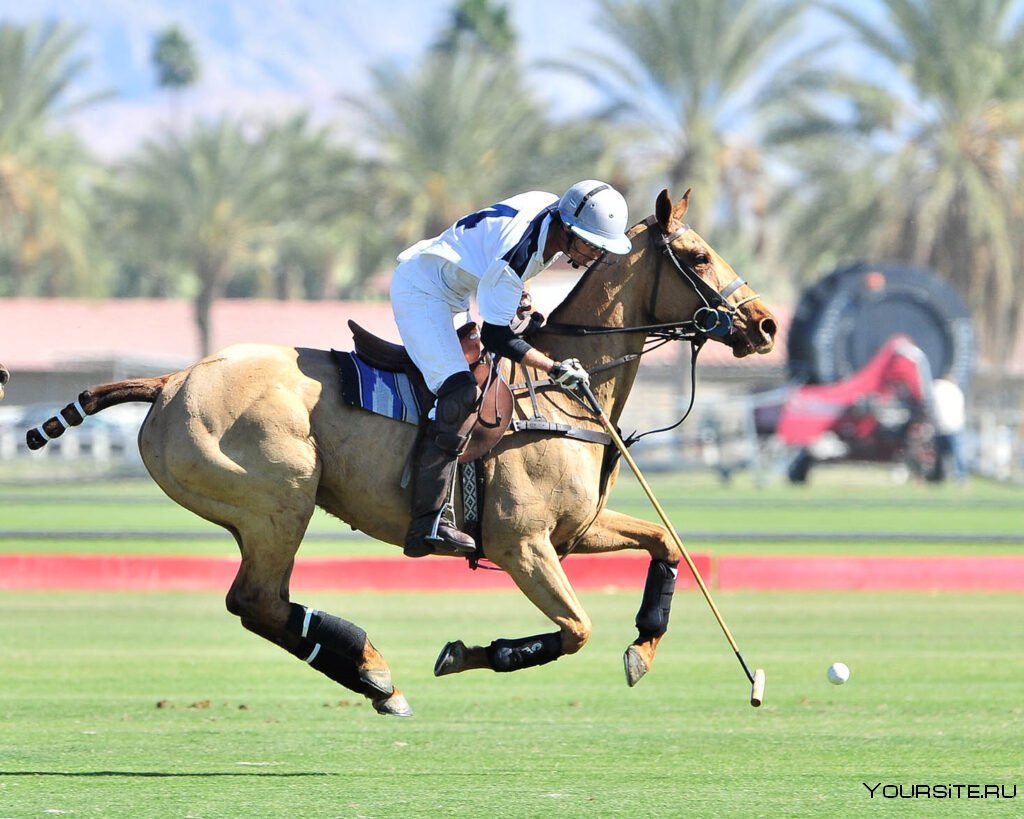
[[539, 215, 765, 443], [647, 216, 761, 338], [545, 215, 763, 342]]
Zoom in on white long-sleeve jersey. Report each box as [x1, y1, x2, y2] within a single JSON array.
[[397, 191, 562, 325]]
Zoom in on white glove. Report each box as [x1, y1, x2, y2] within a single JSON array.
[[550, 358, 590, 389]]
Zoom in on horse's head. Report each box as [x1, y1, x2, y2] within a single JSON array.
[[645, 189, 776, 357]]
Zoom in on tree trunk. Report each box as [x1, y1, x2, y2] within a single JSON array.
[[193, 256, 225, 357]]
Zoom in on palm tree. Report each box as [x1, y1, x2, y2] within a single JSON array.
[[111, 120, 288, 354], [433, 0, 516, 55], [260, 114, 370, 299], [346, 25, 613, 259], [775, 0, 1024, 363], [151, 26, 199, 131], [542, 0, 814, 245], [151, 26, 200, 90], [0, 21, 109, 296]]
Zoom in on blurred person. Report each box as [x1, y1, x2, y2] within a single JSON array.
[[930, 377, 967, 482], [390, 180, 632, 557]]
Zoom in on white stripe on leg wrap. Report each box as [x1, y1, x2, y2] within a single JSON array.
[[304, 643, 321, 664], [301, 607, 316, 639]]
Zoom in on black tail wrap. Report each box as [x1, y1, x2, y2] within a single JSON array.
[[486, 632, 563, 672], [635, 559, 680, 639]]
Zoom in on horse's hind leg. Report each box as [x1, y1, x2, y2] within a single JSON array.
[[570, 508, 682, 687], [224, 510, 412, 717]]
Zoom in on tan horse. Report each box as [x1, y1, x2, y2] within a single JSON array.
[[27, 189, 775, 716]]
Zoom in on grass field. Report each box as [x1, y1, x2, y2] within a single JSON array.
[[1, 469, 1021, 558], [1, 589, 1021, 817], [1, 472, 1022, 816]]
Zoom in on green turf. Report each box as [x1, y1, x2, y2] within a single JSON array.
[[1, 470, 1021, 557], [0, 590, 1021, 817]]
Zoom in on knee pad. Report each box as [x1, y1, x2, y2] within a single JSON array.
[[435, 371, 478, 430]]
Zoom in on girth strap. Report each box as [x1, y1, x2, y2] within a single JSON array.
[[459, 459, 487, 566]]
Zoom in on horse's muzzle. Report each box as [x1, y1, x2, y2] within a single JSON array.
[[730, 316, 776, 358]]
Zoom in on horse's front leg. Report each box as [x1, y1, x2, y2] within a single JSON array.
[[571, 508, 683, 687], [434, 537, 591, 677]]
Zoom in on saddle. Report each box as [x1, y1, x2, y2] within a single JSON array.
[[347, 320, 514, 463]]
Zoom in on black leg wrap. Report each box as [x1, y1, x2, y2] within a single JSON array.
[[635, 559, 679, 639], [288, 639, 389, 697], [486, 632, 563, 673], [286, 604, 367, 660]]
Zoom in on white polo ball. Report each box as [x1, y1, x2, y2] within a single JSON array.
[[827, 662, 850, 685]]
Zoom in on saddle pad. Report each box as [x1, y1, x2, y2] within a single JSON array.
[[337, 352, 425, 424]]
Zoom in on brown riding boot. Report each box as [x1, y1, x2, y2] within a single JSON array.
[[404, 372, 478, 558]]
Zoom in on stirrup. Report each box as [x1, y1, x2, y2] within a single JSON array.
[[427, 525, 476, 555], [403, 507, 475, 558]]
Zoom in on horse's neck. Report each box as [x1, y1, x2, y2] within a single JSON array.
[[540, 253, 650, 425]]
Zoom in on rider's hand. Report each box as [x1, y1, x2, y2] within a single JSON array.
[[550, 358, 590, 389]]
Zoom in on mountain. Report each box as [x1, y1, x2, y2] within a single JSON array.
[[5, 0, 603, 159]]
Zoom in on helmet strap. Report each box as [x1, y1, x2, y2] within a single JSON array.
[[565, 232, 610, 271]]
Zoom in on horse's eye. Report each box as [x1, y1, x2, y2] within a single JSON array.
[[694, 253, 710, 266]]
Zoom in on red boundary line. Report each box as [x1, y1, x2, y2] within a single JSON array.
[[0, 553, 709, 592], [1, 553, 1023, 592], [716, 555, 1024, 592]]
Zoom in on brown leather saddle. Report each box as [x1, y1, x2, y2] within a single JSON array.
[[347, 320, 514, 463]]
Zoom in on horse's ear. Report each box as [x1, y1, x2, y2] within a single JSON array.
[[655, 189, 672, 232], [674, 188, 692, 223]]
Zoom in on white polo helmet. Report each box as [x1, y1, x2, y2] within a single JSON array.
[[557, 180, 632, 255]]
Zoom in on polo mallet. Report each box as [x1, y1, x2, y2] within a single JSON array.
[[578, 382, 766, 707]]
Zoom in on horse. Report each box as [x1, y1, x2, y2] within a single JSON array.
[[27, 189, 776, 717]]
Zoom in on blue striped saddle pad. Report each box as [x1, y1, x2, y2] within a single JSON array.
[[336, 351, 425, 425]]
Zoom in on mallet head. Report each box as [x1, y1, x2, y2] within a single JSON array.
[[750, 668, 766, 707]]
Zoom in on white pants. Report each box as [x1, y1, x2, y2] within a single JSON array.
[[390, 255, 473, 394]]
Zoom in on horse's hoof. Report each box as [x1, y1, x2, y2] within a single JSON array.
[[433, 640, 467, 676], [359, 667, 394, 698], [373, 688, 413, 717], [623, 645, 650, 687]]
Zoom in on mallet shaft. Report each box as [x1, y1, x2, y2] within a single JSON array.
[[580, 384, 765, 705]]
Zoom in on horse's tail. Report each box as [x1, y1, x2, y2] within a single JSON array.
[[25, 375, 171, 451]]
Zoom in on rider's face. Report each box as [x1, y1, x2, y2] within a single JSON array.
[[564, 232, 607, 270]]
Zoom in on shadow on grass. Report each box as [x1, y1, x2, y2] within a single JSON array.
[[0, 770, 332, 778]]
